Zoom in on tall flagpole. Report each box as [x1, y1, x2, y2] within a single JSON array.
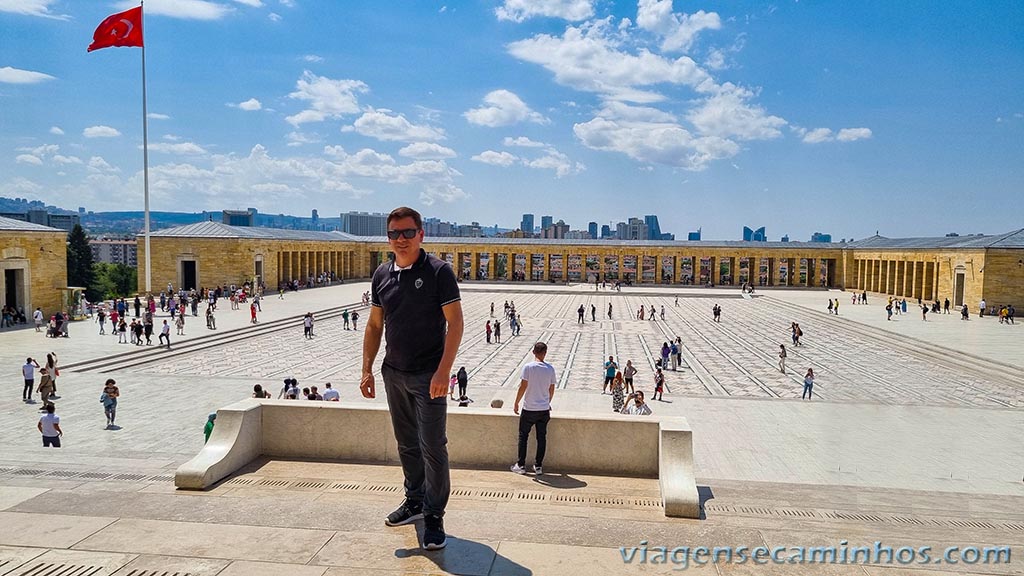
[[140, 0, 152, 293]]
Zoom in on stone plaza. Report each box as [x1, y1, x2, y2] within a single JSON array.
[[0, 281, 1021, 574]]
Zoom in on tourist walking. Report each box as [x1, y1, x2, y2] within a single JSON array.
[[457, 366, 468, 398], [22, 357, 39, 402], [653, 368, 665, 401], [101, 378, 119, 428], [659, 342, 670, 370], [175, 314, 185, 335], [623, 360, 637, 394], [712, 304, 721, 322], [250, 302, 258, 324], [38, 402, 62, 447], [833, 299, 839, 315], [611, 371, 625, 412], [303, 313, 314, 339], [342, 309, 350, 329], [36, 369, 54, 408], [360, 206, 463, 551], [204, 413, 216, 443], [45, 352, 58, 398], [980, 299, 986, 317], [512, 341, 556, 476], [577, 304, 585, 323], [802, 368, 815, 400], [602, 355, 618, 394], [494, 320, 501, 343], [669, 340, 679, 371], [778, 344, 787, 373], [350, 310, 358, 330], [159, 320, 171, 348], [485, 320, 492, 343]]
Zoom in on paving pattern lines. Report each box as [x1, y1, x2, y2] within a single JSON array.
[[671, 293, 999, 405], [752, 297, 1022, 408], [765, 296, 1024, 407]]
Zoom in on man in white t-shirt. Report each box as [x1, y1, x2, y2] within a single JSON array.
[[23, 357, 40, 402], [512, 341, 556, 475], [322, 382, 340, 401], [621, 391, 653, 416], [159, 320, 171, 348], [33, 308, 44, 332], [38, 402, 62, 447]]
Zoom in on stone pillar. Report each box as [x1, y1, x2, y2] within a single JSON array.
[[923, 262, 935, 300], [542, 253, 551, 281], [470, 251, 479, 281]]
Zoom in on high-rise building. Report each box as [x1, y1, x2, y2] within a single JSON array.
[[743, 226, 767, 242], [688, 228, 702, 241], [601, 224, 611, 238], [521, 214, 534, 234], [311, 209, 319, 228], [423, 217, 455, 237], [541, 215, 553, 231], [617, 218, 648, 240], [588, 221, 598, 239], [644, 215, 662, 240], [90, 238, 138, 266], [341, 211, 388, 236], [810, 232, 832, 243], [781, 235, 790, 242], [457, 222, 484, 237], [543, 220, 570, 239]]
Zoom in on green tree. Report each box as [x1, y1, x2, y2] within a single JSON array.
[[66, 224, 100, 301], [92, 263, 138, 299]]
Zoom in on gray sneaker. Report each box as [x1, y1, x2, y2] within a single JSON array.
[[533, 464, 543, 475]]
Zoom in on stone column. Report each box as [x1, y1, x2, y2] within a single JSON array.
[[470, 251, 479, 281]]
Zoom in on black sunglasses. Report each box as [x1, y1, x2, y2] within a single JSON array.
[[387, 228, 419, 240]]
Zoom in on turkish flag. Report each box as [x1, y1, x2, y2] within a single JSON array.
[[87, 6, 144, 52]]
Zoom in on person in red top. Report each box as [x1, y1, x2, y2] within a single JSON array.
[[250, 302, 258, 324]]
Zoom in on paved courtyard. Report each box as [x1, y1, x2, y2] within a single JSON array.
[[0, 282, 1021, 574]]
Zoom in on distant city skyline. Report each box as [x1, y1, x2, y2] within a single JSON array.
[[1, 1, 1021, 241]]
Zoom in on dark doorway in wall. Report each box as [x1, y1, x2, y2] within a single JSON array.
[[181, 261, 197, 291]]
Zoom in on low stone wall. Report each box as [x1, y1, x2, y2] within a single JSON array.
[[175, 399, 699, 518]]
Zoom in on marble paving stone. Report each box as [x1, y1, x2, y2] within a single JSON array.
[[310, 530, 498, 575], [110, 554, 230, 575], [0, 488, 48, 511], [216, 560, 329, 576], [491, 540, 720, 575], [72, 518, 335, 564], [321, 567, 446, 576], [0, 512, 116, 549], [0, 546, 47, 576], [6, 549, 136, 576]]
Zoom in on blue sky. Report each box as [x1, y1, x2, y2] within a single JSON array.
[[1, 0, 1021, 241]]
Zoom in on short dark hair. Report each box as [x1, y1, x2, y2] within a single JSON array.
[[105, 378, 116, 385], [387, 206, 422, 229], [45, 402, 55, 413], [533, 341, 547, 354]]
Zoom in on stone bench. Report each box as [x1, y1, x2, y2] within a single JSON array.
[[175, 399, 700, 518]]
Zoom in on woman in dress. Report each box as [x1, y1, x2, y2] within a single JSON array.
[[45, 352, 58, 398], [611, 371, 625, 413]]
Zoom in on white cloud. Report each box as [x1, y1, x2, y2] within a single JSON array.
[[268, 12, 281, 22], [0, 66, 55, 84], [145, 142, 208, 155], [507, 22, 711, 102], [280, 0, 295, 6], [574, 115, 738, 171], [523, 149, 583, 178], [802, 127, 833, 144], [17, 144, 59, 156], [346, 108, 446, 142], [399, 142, 457, 159], [232, 0, 262, 6], [0, 0, 67, 19], [322, 145, 460, 186], [88, 156, 120, 173], [162, 134, 182, 141], [686, 84, 786, 140], [147, 113, 171, 120], [801, 127, 872, 143], [598, 101, 677, 123], [503, 136, 547, 148], [83, 125, 122, 138], [471, 150, 519, 166], [115, 0, 230, 20], [15, 154, 43, 165], [495, 0, 593, 22], [636, 1, 721, 53], [420, 183, 468, 206], [286, 71, 367, 126], [49, 126, 64, 135], [836, 127, 872, 142], [232, 98, 262, 111], [52, 154, 83, 165], [286, 131, 318, 147], [464, 90, 549, 127], [302, 54, 324, 63]]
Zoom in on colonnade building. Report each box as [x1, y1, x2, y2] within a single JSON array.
[[140, 222, 1024, 309]]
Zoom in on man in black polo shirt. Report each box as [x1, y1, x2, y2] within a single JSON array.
[[361, 206, 464, 551]]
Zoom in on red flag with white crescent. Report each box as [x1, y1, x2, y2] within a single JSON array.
[[87, 6, 144, 52]]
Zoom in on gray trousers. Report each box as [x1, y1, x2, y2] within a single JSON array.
[[382, 363, 450, 517]]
